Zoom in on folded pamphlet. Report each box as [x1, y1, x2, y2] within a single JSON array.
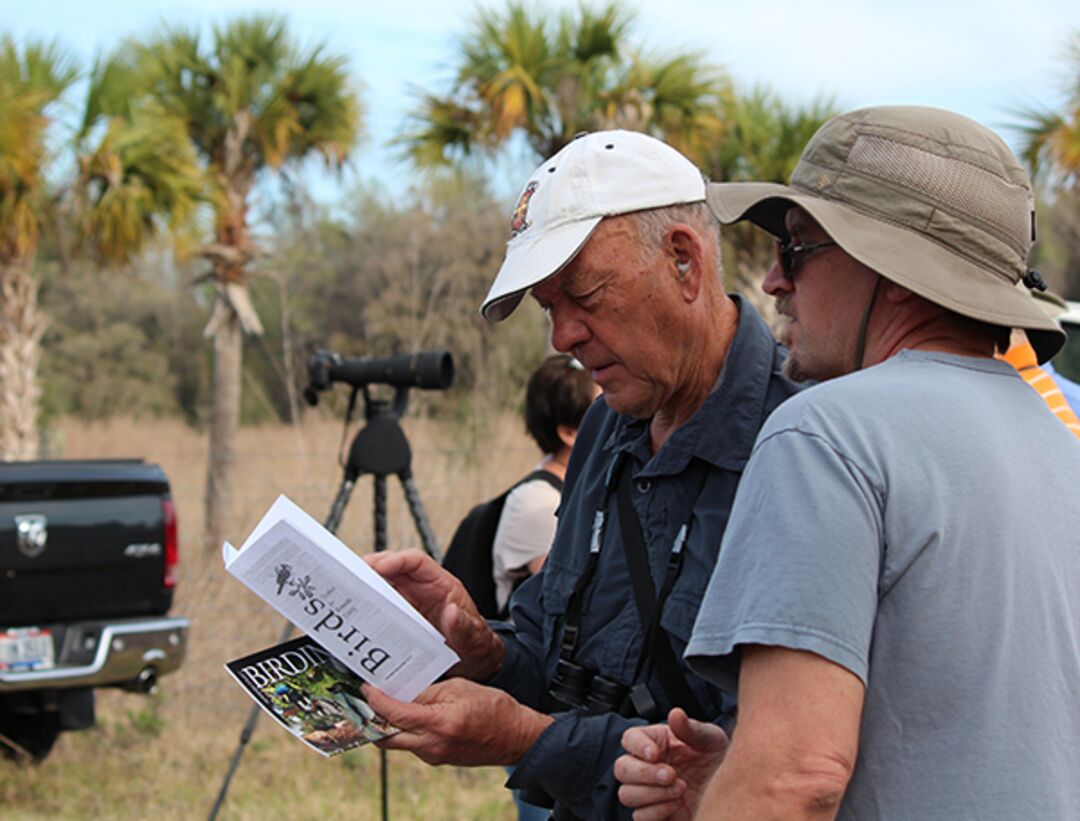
[[223, 494, 458, 702]]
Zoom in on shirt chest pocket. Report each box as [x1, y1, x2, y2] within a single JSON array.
[[539, 559, 579, 652]]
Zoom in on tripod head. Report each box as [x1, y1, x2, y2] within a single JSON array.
[[303, 349, 454, 482]]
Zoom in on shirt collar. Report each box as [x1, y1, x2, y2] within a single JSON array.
[[602, 295, 786, 477]]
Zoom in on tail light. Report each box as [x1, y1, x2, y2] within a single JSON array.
[[163, 497, 178, 589]]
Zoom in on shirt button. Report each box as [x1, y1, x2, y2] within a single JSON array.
[[636, 479, 651, 494]]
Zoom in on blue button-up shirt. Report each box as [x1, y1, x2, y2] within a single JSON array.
[[488, 296, 802, 819]]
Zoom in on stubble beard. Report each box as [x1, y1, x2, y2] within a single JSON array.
[[782, 354, 813, 383]]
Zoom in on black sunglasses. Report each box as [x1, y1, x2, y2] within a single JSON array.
[[775, 238, 837, 279]]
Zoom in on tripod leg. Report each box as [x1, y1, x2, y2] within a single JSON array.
[[399, 473, 442, 562], [371, 473, 391, 820], [374, 474, 388, 553], [326, 477, 358, 534]]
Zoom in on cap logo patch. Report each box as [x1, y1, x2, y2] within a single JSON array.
[[510, 181, 539, 237]]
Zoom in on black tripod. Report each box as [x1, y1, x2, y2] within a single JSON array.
[[209, 382, 443, 821]]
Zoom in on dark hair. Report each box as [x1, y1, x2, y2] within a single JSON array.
[[524, 354, 597, 455]]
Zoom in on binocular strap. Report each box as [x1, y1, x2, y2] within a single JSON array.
[[615, 461, 708, 721]]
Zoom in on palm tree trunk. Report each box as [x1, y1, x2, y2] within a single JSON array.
[[0, 265, 47, 460], [205, 299, 242, 552], [724, 225, 779, 330]]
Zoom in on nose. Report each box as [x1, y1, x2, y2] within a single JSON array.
[[549, 305, 590, 353], [761, 258, 792, 297]]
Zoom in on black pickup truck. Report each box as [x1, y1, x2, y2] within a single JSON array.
[[0, 460, 189, 760]]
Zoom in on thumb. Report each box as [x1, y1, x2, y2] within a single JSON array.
[[361, 685, 414, 726], [668, 707, 729, 753], [439, 602, 460, 641], [441, 601, 479, 652]]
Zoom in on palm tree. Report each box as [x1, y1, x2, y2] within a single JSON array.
[[694, 88, 837, 321], [398, 1, 728, 167], [1014, 32, 1080, 188], [107, 15, 363, 549], [0, 37, 78, 459], [73, 56, 206, 267], [0, 37, 209, 461], [1014, 32, 1080, 297]]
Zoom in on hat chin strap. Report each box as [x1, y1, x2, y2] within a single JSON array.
[[853, 275, 883, 372]]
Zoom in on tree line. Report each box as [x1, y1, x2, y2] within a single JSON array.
[[4, 4, 1080, 548]]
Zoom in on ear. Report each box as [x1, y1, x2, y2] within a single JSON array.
[[666, 224, 707, 301], [555, 423, 577, 451], [881, 280, 914, 303]]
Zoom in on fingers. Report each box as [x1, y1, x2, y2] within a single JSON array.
[[629, 799, 687, 821], [614, 750, 678, 788], [620, 725, 664, 761], [617, 777, 688, 817]]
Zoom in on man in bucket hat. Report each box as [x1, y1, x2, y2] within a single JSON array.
[[362, 130, 801, 819], [616, 106, 1080, 819]]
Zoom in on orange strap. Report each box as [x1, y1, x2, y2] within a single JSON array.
[[1001, 342, 1080, 440]]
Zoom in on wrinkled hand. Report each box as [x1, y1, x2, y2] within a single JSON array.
[[365, 549, 503, 680], [614, 708, 730, 821], [362, 677, 554, 767]]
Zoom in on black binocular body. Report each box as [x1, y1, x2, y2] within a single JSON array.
[[549, 657, 662, 721], [549, 658, 627, 715]]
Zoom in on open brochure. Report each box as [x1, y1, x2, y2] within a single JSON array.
[[223, 494, 458, 702], [226, 636, 399, 756]]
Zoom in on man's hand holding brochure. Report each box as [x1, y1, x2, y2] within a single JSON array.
[[222, 495, 459, 754]]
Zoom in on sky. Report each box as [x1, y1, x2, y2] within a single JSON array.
[[5, 0, 1080, 205]]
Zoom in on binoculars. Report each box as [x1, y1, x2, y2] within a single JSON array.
[[548, 659, 629, 715]]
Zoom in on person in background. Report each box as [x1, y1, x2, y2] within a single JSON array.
[[493, 354, 598, 618]]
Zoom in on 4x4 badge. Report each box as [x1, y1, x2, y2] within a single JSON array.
[[15, 514, 48, 558]]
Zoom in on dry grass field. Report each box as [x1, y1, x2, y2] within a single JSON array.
[[1, 411, 542, 819]]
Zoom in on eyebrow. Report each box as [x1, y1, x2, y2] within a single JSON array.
[[785, 214, 809, 234]]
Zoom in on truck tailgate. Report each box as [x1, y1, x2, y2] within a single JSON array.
[[0, 461, 173, 626]]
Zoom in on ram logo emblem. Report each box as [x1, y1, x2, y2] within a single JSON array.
[[15, 514, 48, 558]]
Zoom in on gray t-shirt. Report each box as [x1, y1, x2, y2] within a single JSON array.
[[687, 351, 1080, 819]]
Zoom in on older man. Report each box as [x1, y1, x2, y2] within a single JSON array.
[[616, 106, 1080, 820], [362, 130, 800, 819]]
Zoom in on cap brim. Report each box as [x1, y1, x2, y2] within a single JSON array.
[[481, 217, 601, 322], [707, 182, 1066, 362]]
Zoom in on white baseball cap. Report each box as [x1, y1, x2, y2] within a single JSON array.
[[481, 130, 707, 322]]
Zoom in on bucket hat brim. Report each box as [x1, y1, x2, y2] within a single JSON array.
[[707, 181, 1066, 362]]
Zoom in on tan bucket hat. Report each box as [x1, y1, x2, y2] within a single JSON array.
[[1032, 288, 1068, 322], [706, 105, 1065, 362]]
